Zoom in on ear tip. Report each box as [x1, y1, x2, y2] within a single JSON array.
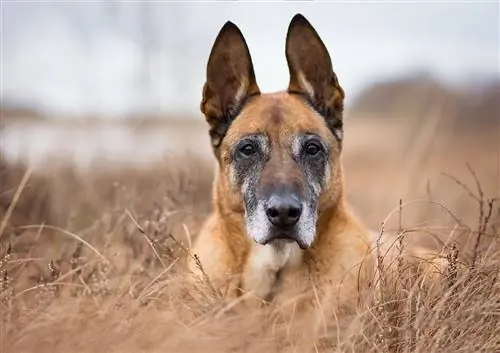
[[220, 20, 242, 34], [222, 20, 237, 29], [290, 13, 311, 27], [215, 20, 245, 42]]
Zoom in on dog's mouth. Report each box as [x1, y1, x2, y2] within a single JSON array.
[[259, 229, 309, 249]]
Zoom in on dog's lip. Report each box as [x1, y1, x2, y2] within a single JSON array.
[[296, 241, 309, 250], [259, 233, 310, 249]]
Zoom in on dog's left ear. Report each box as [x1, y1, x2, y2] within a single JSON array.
[[285, 14, 345, 139]]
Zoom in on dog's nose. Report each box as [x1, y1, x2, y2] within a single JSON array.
[[265, 195, 302, 228]]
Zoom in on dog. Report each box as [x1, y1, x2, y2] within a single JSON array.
[[186, 13, 447, 343]]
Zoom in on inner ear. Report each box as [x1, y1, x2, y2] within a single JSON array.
[[201, 21, 261, 152], [285, 14, 345, 141]]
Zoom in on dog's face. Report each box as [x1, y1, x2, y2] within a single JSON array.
[[200, 14, 345, 249]]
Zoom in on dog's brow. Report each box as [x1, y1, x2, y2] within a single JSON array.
[[239, 132, 266, 140], [296, 133, 327, 146], [301, 132, 322, 139]]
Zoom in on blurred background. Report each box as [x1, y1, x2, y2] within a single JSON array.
[[1, 1, 499, 238], [1, 3, 499, 349], [1, 1, 499, 166]]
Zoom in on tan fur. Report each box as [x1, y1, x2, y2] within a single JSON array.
[[186, 14, 446, 348]]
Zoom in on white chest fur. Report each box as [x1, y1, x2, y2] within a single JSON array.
[[242, 240, 303, 301]]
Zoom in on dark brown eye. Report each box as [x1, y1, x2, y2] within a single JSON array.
[[239, 143, 256, 157], [304, 142, 321, 156]]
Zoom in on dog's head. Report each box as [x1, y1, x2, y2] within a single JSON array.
[[200, 14, 345, 249]]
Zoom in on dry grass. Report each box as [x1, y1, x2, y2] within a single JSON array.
[[1, 151, 498, 352], [1, 80, 499, 352]]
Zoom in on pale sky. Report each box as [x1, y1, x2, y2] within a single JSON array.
[[1, 1, 499, 118]]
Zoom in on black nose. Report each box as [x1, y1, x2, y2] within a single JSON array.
[[265, 195, 302, 228]]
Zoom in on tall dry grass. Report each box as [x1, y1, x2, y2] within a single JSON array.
[[1, 155, 498, 353], [1, 78, 499, 352]]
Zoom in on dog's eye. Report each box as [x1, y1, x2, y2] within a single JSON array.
[[238, 143, 257, 157], [304, 142, 321, 156]]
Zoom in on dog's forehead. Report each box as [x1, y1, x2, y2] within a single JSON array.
[[225, 92, 333, 144]]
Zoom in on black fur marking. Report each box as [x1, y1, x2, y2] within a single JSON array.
[[232, 134, 268, 218], [294, 134, 328, 200]]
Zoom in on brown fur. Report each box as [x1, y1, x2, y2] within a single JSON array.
[[186, 14, 446, 348]]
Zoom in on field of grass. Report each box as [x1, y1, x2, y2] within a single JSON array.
[[1, 80, 499, 352]]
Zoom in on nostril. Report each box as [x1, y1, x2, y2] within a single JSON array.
[[288, 206, 301, 220], [267, 207, 279, 219]]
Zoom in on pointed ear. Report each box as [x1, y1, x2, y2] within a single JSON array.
[[201, 21, 261, 150], [285, 14, 345, 140]]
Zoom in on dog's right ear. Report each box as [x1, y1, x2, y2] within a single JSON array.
[[201, 21, 261, 150]]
